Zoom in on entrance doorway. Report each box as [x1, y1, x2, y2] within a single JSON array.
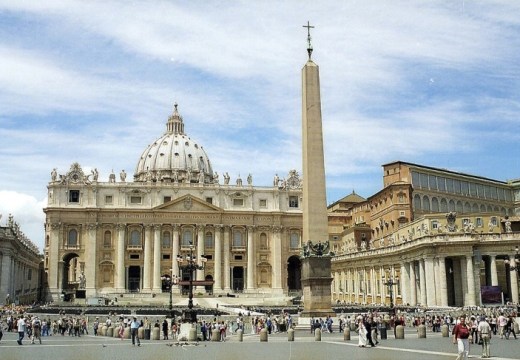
[[287, 255, 302, 292], [128, 266, 141, 292], [232, 267, 244, 292]]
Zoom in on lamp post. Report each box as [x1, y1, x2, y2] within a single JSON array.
[[504, 245, 520, 272], [382, 273, 399, 315], [176, 240, 206, 323], [160, 270, 177, 319]]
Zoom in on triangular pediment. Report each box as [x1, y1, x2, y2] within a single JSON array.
[[154, 194, 222, 212]]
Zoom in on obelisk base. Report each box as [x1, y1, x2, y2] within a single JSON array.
[[300, 256, 335, 318]]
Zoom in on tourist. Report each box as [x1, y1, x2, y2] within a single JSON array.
[[453, 316, 470, 360], [478, 317, 492, 358], [31, 316, 42, 344], [17, 315, 26, 345], [130, 317, 140, 346], [357, 317, 367, 347]]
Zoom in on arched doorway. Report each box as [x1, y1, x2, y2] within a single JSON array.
[[62, 253, 80, 301], [128, 266, 141, 292], [287, 255, 302, 293], [161, 274, 171, 293], [232, 267, 244, 292]]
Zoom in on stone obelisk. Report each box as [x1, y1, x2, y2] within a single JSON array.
[[300, 22, 334, 318]]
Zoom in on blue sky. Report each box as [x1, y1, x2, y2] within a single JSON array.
[[1, 1, 519, 250]]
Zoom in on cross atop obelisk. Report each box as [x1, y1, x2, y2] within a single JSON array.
[[303, 21, 314, 60]]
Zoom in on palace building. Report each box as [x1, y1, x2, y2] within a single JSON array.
[[43, 105, 305, 303], [329, 161, 520, 307]]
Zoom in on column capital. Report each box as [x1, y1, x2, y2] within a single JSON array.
[[86, 223, 99, 231], [196, 224, 205, 231], [116, 223, 126, 230], [50, 222, 62, 230], [153, 224, 162, 231], [247, 225, 256, 232], [171, 224, 180, 231], [272, 225, 284, 233]]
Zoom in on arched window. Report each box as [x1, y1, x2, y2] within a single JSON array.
[[182, 229, 193, 247], [205, 232, 214, 249], [440, 198, 448, 212], [233, 230, 244, 247], [464, 202, 471, 213], [422, 195, 430, 211], [67, 229, 78, 247], [103, 231, 112, 248], [456, 201, 463, 213], [260, 233, 268, 249], [162, 231, 171, 248], [290, 232, 300, 249], [448, 200, 456, 212], [129, 230, 141, 246], [413, 194, 421, 211], [472, 203, 479, 212], [431, 197, 439, 212]]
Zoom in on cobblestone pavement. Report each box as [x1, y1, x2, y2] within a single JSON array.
[[0, 328, 518, 360]]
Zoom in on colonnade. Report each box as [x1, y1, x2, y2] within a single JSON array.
[[333, 252, 520, 307]]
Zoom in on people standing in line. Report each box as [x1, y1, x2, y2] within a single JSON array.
[[130, 317, 140, 347], [17, 316, 26, 345], [453, 316, 471, 360], [478, 317, 492, 358]]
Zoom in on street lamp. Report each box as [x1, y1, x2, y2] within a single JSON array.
[[504, 245, 520, 272], [176, 240, 207, 323], [160, 269, 177, 319], [382, 273, 399, 314]]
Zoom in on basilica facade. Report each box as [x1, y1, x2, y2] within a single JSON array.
[[43, 105, 304, 303]]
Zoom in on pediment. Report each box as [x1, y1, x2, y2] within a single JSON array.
[[154, 195, 222, 212]]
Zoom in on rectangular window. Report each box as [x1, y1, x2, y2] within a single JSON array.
[[130, 196, 142, 204], [162, 254, 171, 260], [129, 254, 140, 260], [490, 217, 498, 226], [289, 196, 299, 208], [446, 178, 454, 193], [234, 255, 243, 261], [233, 198, 244, 206], [205, 197, 213, 204], [476, 218, 483, 227], [431, 220, 439, 230], [259, 199, 267, 208], [69, 190, 80, 203], [105, 195, 113, 204], [28, 269, 32, 281], [205, 255, 213, 260], [164, 196, 171, 203], [438, 177, 446, 192]]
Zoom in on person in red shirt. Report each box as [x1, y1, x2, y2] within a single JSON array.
[[453, 316, 470, 360]]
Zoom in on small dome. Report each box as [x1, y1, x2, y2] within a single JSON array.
[[134, 104, 213, 183]]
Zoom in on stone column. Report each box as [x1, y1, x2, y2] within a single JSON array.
[[85, 223, 98, 297], [465, 255, 476, 306], [409, 261, 417, 306], [246, 225, 255, 291], [438, 257, 449, 307], [196, 225, 205, 283], [510, 259, 519, 304], [419, 259, 427, 306], [490, 255, 499, 286], [143, 225, 153, 292], [424, 257, 436, 306], [152, 224, 162, 292], [116, 224, 126, 291], [271, 226, 283, 292], [48, 222, 62, 300], [223, 226, 231, 291], [214, 225, 223, 292], [171, 225, 180, 280], [400, 263, 409, 306]]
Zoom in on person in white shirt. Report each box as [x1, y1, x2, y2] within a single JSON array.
[[478, 317, 492, 358], [497, 313, 507, 339], [17, 316, 26, 345]]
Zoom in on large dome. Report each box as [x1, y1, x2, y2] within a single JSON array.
[[134, 104, 213, 183]]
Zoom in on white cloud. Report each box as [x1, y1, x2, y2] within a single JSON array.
[[0, 191, 46, 250]]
